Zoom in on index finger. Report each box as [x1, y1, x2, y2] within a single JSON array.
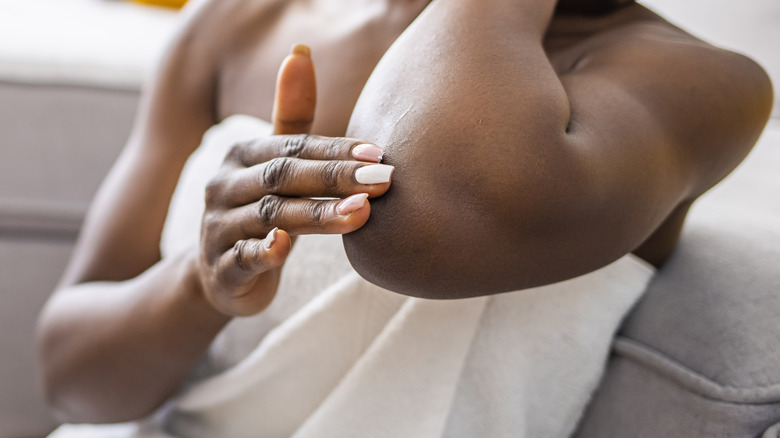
[[228, 135, 385, 167]]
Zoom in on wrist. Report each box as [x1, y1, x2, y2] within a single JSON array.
[[179, 250, 232, 328]]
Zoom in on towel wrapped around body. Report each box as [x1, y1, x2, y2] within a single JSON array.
[[49, 115, 655, 438]]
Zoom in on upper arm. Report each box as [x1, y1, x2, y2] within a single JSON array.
[[343, 6, 773, 298], [59, 0, 222, 286], [343, 1, 580, 298]]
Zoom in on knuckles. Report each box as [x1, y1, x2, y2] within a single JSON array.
[[282, 134, 310, 158], [256, 195, 282, 227], [231, 240, 252, 272], [225, 140, 253, 165], [282, 134, 356, 160], [319, 160, 343, 192], [305, 201, 331, 227], [204, 176, 228, 209], [200, 212, 221, 237], [200, 212, 231, 259], [324, 136, 351, 158], [226, 134, 360, 169], [260, 157, 293, 192]]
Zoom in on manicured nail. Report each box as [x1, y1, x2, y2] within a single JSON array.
[[264, 227, 278, 250], [352, 144, 385, 163], [292, 44, 311, 57], [337, 193, 369, 216], [355, 164, 394, 185]]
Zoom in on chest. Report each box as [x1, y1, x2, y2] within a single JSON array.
[[217, 0, 428, 137]]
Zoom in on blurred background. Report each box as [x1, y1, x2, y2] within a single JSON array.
[[0, 0, 777, 437]]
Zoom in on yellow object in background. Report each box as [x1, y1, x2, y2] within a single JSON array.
[[133, 0, 188, 9]]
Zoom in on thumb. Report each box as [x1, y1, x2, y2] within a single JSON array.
[[272, 44, 317, 135]]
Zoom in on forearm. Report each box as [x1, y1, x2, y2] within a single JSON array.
[[37, 251, 229, 423]]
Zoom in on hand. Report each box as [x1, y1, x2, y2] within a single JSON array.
[[197, 45, 393, 316]]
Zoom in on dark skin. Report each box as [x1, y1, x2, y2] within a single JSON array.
[[36, 0, 773, 425], [345, 1, 773, 297]]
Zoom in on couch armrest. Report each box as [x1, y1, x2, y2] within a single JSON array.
[[575, 122, 780, 436]]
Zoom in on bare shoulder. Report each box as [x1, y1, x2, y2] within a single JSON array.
[[556, 5, 774, 196], [157, 0, 285, 78], [182, 0, 286, 42], [549, 5, 773, 265], [130, 0, 284, 153]]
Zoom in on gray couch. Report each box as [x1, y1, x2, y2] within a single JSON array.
[[0, 1, 778, 437], [574, 121, 780, 437]]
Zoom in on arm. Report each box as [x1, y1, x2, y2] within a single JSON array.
[[38, 19, 388, 421], [343, 1, 773, 298], [36, 1, 226, 422]]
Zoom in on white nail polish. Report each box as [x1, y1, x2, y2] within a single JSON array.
[[264, 228, 278, 250], [355, 164, 394, 185]]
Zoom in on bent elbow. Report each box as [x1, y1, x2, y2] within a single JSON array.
[[341, 131, 589, 299], [41, 375, 162, 425], [36, 301, 162, 425]]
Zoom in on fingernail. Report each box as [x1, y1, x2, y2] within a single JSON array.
[[264, 227, 278, 250], [291, 44, 311, 57], [337, 193, 369, 216], [355, 164, 394, 185], [352, 144, 385, 163]]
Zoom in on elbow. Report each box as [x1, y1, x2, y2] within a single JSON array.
[[36, 300, 85, 423], [41, 381, 106, 426], [41, 374, 161, 425], [36, 302, 161, 425], [341, 132, 596, 299], [742, 53, 774, 125], [40, 371, 162, 426], [37, 334, 118, 425], [342, 170, 635, 299], [44, 404, 155, 427], [36, 303, 79, 423], [720, 50, 774, 144]]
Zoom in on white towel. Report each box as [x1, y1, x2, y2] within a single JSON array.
[[49, 115, 655, 438]]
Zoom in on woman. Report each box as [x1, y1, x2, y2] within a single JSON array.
[[37, 0, 773, 435]]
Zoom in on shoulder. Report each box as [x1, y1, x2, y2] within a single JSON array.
[[132, 0, 287, 154], [177, 0, 289, 47], [556, 6, 773, 197], [160, 0, 288, 76], [571, 10, 772, 115]]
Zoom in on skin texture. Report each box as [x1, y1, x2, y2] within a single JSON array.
[[36, 0, 773, 424]]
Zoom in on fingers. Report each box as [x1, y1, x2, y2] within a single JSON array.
[[218, 228, 289, 277], [213, 228, 292, 315], [212, 158, 393, 207], [216, 193, 371, 245], [273, 44, 316, 135], [226, 134, 384, 168]]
